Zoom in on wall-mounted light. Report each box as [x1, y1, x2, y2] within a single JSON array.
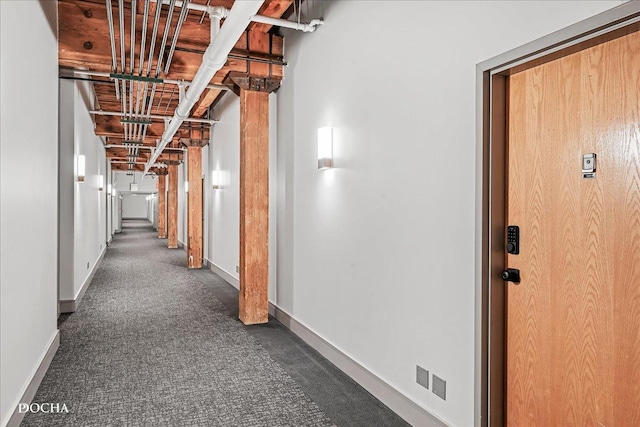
[[185, 181, 189, 193], [77, 155, 86, 182], [317, 126, 333, 169], [212, 170, 220, 190], [107, 183, 112, 195], [98, 175, 105, 191]]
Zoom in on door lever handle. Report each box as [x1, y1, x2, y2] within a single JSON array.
[[502, 268, 521, 283]]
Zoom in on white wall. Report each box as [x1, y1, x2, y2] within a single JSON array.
[[205, 94, 278, 294], [0, 1, 59, 425], [106, 162, 113, 240], [72, 81, 108, 300], [58, 79, 109, 303], [59, 79, 75, 304], [273, 2, 621, 426], [178, 163, 186, 246], [207, 95, 241, 278], [122, 193, 148, 219], [113, 171, 157, 192]]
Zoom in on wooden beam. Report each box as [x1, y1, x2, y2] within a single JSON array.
[[250, 0, 295, 32], [239, 88, 270, 325], [157, 171, 167, 239], [186, 146, 203, 268], [167, 164, 178, 249]]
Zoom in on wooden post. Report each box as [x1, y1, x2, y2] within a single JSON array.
[[167, 164, 178, 249], [238, 88, 270, 325], [157, 171, 167, 239], [223, 34, 281, 325], [187, 145, 203, 268]]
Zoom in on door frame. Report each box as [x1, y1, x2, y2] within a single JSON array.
[[476, 3, 640, 426]]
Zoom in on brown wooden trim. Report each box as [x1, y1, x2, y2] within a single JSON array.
[[481, 14, 640, 427], [167, 164, 178, 249], [186, 146, 203, 269], [238, 89, 270, 325]]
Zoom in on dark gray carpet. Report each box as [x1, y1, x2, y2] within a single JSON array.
[[22, 220, 335, 426], [189, 274, 411, 427]]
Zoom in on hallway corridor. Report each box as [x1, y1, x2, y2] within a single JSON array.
[[21, 220, 406, 427]]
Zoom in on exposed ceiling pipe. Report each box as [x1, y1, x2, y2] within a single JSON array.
[[90, 109, 216, 125], [105, 0, 120, 100], [129, 0, 136, 142], [106, 144, 185, 151], [134, 0, 150, 141], [144, 0, 266, 174], [151, 0, 323, 32], [117, 0, 128, 141], [65, 69, 230, 93], [250, 15, 323, 33], [138, 0, 165, 143]]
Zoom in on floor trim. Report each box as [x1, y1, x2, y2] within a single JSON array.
[[59, 246, 106, 313], [268, 305, 449, 427], [5, 330, 60, 427], [204, 260, 444, 425], [204, 258, 239, 289]]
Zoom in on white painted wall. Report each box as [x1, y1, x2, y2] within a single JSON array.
[[0, 1, 59, 425], [72, 81, 108, 301], [273, 2, 621, 426], [178, 163, 186, 246], [207, 95, 241, 279], [122, 193, 148, 219], [195, 1, 626, 425], [113, 171, 157, 192], [59, 79, 75, 304], [106, 162, 113, 241]]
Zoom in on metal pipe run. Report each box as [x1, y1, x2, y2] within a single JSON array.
[[90, 110, 217, 125], [144, 0, 265, 174], [251, 15, 323, 33], [118, 0, 128, 140], [106, 145, 185, 152], [151, 0, 323, 32], [105, 0, 120, 100], [68, 69, 230, 92]]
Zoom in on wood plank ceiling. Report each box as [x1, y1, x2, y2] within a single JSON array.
[[59, 0, 290, 173]]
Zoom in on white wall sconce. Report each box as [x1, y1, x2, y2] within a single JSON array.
[[98, 175, 105, 191], [107, 183, 112, 195], [185, 181, 189, 193], [317, 126, 333, 169], [77, 155, 86, 182], [211, 170, 220, 190]]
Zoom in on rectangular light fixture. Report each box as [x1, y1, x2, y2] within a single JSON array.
[[98, 175, 104, 191], [77, 155, 86, 182], [107, 183, 112, 195], [212, 170, 220, 190], [318, 126, 333, 169], [185, 181, 189, 193]]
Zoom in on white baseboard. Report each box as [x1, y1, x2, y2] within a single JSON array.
[[204, 258, 239, 289], [5, 330, 60, 427], [59, 245, 106, 313], [268, 305, 449, 427], [203, 263, 447, 426]]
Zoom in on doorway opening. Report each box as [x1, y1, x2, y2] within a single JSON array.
[[478, 4, 640, 426]]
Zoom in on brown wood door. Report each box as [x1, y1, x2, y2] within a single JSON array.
[[505, 29, 640, 426]]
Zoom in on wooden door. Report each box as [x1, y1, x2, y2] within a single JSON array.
[[505, 30, 640, 426]]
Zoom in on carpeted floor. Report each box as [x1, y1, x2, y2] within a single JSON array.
[[22, 220, 409, 427]]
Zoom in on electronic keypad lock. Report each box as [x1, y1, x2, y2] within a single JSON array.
[[506, 225, 519, 254]]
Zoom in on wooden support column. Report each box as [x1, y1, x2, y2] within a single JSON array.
[[157, 170, 167, 239], [167, 163, 178, 249], [239, 88, 270, 325], [186, 145, 203, 268], [224, 31, 282, 325]]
